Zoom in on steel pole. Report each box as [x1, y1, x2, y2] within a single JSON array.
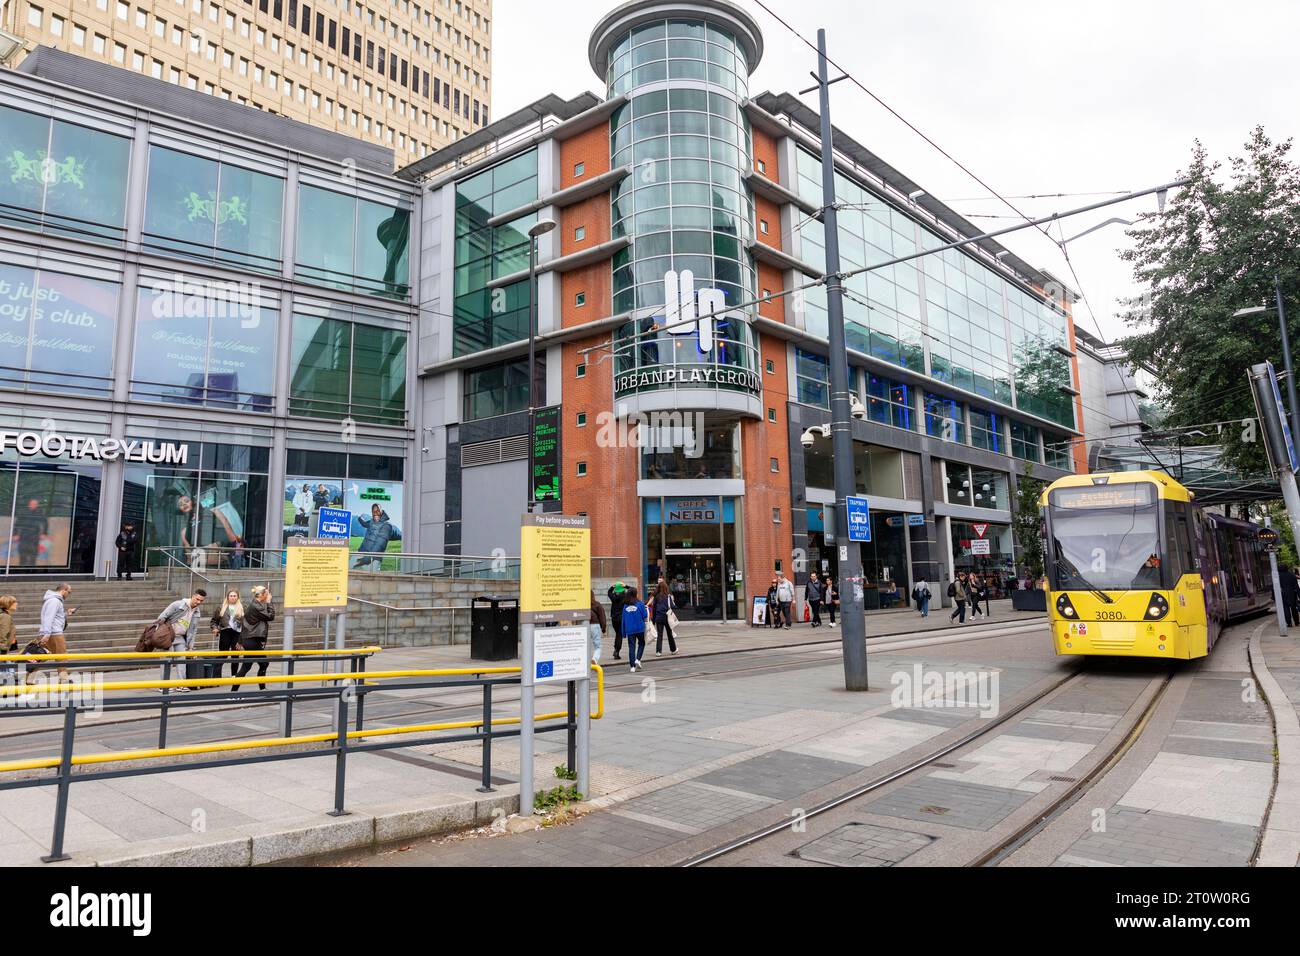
[[1266, 516, 1287, 636], [1277, 275, 1298, 449], [519, 621, 535, 815], [815, 29, 868, 691], [527, 237, 538, 513]]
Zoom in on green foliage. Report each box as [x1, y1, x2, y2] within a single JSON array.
[[533, 785, 582, 812], [1013, 464, 1047, 580], [553, 764, 577, 781], [1118, 127, 1300, 474]]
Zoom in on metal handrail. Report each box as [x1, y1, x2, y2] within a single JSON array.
[[0, 658, 605, 862]]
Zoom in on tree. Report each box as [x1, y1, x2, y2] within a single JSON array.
[[1013, 464, 1046, 582], [1119, 127, 1300, 474]]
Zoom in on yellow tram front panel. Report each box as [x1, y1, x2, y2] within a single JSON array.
[[1048, 573, 1209, 659]]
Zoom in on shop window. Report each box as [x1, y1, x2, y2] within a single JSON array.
[[289, 314, 407, 425], [0, 448, 102, 574], [0, 105, 130, 243], [281, 451, 404, 563], [143, 146, 284, 271], [0, 265, 119, 396], [296, 184, 410, 299]]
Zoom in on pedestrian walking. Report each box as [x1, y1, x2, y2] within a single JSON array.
[[38, 583, 76, 683], [155, 588, 206, 690], [0, 595, 17, 684], [233, 585, 275, 691], [977, 575, 991, 618], [209, 588, 245, 682], [620, 585, 648, 672], [1283, 567, 1300, 628], [766, 577, 782, 627], [806, 572, 824, 627], [776, 572, 795, 629], [969, 574, 985, 619], [651, 580, 678, 655], [114, 521, 139, 581], [948, 573, 968, 624], [607, 582, 626, 660], [588, 590, 606, 663], [826, 576, 839, 627], [912, 579, 931, 617]]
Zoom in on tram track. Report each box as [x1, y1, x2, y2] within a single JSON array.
[[679, 660, 1176, 868]]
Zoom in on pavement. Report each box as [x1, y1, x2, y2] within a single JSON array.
[[0, 600, 1041, 866]]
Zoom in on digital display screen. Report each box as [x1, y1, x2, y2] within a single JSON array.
[[531, 405, 561, 503], [1049, 483, 1157, 510]]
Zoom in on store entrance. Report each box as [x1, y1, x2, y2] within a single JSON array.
[[664, 549, 725, 621]]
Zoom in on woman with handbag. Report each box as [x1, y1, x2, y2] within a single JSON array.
[[651, 579, 678, 656], [210, 588, 245, 683], [233, 585, 275, 691]]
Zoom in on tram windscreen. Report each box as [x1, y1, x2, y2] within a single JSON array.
[[1047, 483, 1164, 591]]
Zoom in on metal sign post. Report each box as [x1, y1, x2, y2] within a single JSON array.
[[518, 514, 591, 816], [1262, 521, 1287, 636]]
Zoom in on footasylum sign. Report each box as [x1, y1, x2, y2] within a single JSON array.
[[0, 431, 189, 464]]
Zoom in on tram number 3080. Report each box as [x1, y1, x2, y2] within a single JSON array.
[[1094, 610, 1125, 620]]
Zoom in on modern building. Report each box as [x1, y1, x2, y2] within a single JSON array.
[[408, 0, 1085, 621], [1075, 325, 1154, 463], [0, 48, 418, 577], [2, 0, 491, 161]]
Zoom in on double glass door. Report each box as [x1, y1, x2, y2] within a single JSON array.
[[664, 550, 724, 621]]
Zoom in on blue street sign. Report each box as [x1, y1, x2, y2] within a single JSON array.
[[846, 495, 871, 542], [317, 507, 352, 540], [907, 514, 926, 527], [1266, 362, 1299, 472]]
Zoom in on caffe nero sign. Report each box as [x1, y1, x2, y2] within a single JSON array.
[[614, 270, 761, 399]]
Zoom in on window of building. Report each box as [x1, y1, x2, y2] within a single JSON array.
[[768, 408, 777, 422], [574, 225, 585, 242], [866, 372, 914, 430], [969, 407, 1003, 453], [296, 185, 411, 299], [1010, 420, 1040, 463], [289, 314, 408, 425], [576, 363, 586, 378], [50, 14, 64, 36], [971, 468, 1008, 509], [142, 146, 284, 270], [573, 161, 585, 177], [1044, 432, 1072, 470], [924, 392, 964, 443], [945, 462, 972, 506], [576, 462, 587, 477], [759, 218, 768, 234], [772, 508, 781, 524], [576, 412, 587, 427], [756, 158, 766, 173], [461, 357, 539, 421], [770, 458, 779, 473], [574, 292, 586, 307], [765, 358, 774, 374], [794, 348, 829, 409], [0, 104, 131, 243]]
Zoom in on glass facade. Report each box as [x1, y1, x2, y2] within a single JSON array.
[[453, 150, 538, 355], [794, 348, 828, 408], [924, 391, 963, 443], [462, 357, 540, 422], [866, 371, 914, 431], [142, 146, 284, 271], [0, 104, 130, 242], [289, 313, 407, 425], [0, 263, 119, 396], [283, 449, 404, 562], [1010, 420, 1041, 462], [641, 419, 739, 479], [0, 454, 103, 574], [295, 184, 411, 299], [969, 407, 1003, 453]]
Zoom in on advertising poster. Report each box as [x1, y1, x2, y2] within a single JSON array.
[[0, 468, 77, 569], [346, 479, 403, 569], [145, 476, 250, 559], [0, 264, 119, 393], [282, 477, 345, 542]]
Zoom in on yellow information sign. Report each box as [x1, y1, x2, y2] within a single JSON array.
[[283, 541, 349, 610], [519, 514, 591, 622]]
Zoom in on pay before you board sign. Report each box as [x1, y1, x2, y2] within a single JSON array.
[[519, 513, 590, 623], [283, 539, 349, 610]]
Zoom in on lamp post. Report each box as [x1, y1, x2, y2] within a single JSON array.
[[1235, 276, 1296, 444], [526, 218, 556, 513]]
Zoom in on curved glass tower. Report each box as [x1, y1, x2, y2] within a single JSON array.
[[590, 1, 764, 411]]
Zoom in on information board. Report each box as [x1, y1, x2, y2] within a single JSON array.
[[531, 405, 561, 503], [751, 594, 768, 625], [284, 539, 349, 609], [846, 495, 871, 542], [970, 539, 992, 555], [315, 507, 352, 540], [533, 625, 589, 683], [519, 513, 591, 623]]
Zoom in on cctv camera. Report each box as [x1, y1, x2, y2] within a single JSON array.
[[800, 429, 816, 449], [850, 396, 866, 420], [421, 446, 430, 453]]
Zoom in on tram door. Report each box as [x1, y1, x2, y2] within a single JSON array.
[[664, 549, 725, 621]]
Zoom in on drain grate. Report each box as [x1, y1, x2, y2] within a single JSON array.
[[920, 805, 950, 815], [931, 762, 956, 768], [1049, 775, 1078, 782]]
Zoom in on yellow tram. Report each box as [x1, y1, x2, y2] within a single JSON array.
[[1040, 470, 1272, 659]]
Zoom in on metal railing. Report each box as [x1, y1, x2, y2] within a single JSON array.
[[0, 651, 605, 862]]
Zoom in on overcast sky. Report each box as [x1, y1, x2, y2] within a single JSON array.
[[492, 0, 1298, 342]]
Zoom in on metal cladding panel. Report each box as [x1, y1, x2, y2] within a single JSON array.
[[15, 46, 395, 173]]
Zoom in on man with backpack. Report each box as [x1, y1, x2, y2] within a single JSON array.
[[948, 572, 968, 624]]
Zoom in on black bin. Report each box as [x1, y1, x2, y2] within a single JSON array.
[[470, 595, 519, 661]]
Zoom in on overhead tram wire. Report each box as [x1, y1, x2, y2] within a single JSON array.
[[750, 0, 1161, 433]]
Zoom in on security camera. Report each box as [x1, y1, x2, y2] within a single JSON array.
[[850, 396, 866, 421], [421, 446, 430, 453], [800, 429, 816, 449]]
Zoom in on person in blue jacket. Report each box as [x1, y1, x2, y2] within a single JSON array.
[[354, 504, 401, 569], [620, 585, 649, 673]]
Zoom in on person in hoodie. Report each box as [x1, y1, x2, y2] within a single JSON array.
[[354, 504, 401, 569], [38, 583, 76, 683], [620, 585, 649, 673], [115, 521, 139, 581]]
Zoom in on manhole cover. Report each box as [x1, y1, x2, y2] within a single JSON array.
[[794, 823, 935, 867]]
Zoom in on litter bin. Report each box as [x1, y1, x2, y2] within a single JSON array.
[[470, 595, 519, 661]]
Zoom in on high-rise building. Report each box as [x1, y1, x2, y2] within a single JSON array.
[[1, 0, 492, 162]]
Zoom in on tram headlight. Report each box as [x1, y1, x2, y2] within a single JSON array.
[[1144, 592, 1170, 621], [1055, 593, 1078, 619]]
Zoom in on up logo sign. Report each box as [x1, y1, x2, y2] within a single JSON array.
[[661, 269, 740, 353]]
